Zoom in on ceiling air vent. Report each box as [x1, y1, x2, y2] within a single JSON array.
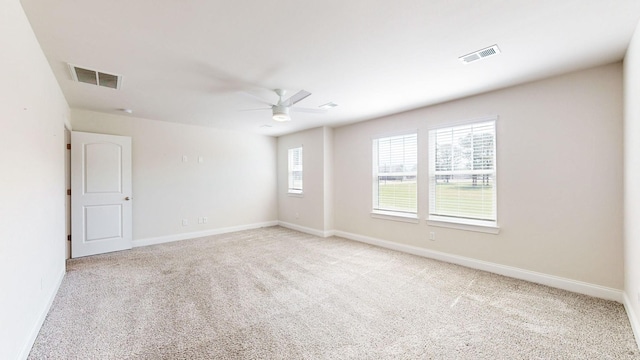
[[67, 64, 122, 89], [459, 45, 501, 64], [319, 102, 338, 109]]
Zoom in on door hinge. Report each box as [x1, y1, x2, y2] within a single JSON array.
[[67, 235, 71, 241], [67, 189, 71, 195], [66, 144, 71, 150]]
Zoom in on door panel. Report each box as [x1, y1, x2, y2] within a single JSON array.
[[85, 143, 122, 193], [85, 205, 122, 241], [72, 131, 132, 258]]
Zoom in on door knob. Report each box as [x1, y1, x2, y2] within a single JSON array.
[[125, 197, 131, 201]]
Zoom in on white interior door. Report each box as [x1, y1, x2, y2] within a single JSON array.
[[65, 128, 71, 259], [71, 131, 132, 258]]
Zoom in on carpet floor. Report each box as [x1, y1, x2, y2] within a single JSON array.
[[29, 226, 639, 359]]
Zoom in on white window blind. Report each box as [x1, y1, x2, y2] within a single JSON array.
[[429, 120, 496, 226], [288, 147, 303, 194], [373, 133, 417, 216]]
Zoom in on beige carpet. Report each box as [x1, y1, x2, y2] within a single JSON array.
[[29, 226, 638, 359]]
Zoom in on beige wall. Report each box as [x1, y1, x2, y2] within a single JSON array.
[[333, 63, 624, 289], [277, 126, 333, 234], [71, 110, 278, 241], [0, 1, 70, 359], [624, 20, 640, 343]]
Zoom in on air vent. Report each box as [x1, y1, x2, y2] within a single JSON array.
[[459, 45, 501, 64], [67, 64, 122, 89], [319, 102, 338, 109]]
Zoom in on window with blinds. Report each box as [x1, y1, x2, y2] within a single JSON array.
[[372, 133, 417, 216], [428, 119, 496, 227], [288, 147, 303, 194]]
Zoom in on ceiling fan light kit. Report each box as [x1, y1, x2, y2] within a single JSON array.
[[272, 105, 290, 122]]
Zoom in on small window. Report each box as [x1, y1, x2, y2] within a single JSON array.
[[288, 147, 303, 194], [428, 119, 496, 228], [372, 132, 418, 218]]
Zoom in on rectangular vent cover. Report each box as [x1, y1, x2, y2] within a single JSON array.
[[319, 102, 338, 109], [68, 64, 121, 89], [459, 45, 501, 64]]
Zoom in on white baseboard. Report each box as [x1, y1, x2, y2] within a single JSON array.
[[278, 221, 334, 238], [133, 221, 279, 247], [623, 292, 640, 350], [19, 266, 66, 360], [333, 230, 623, 303]]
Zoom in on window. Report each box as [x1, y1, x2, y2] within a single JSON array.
[[372, 132, 417, 218], [428, 119, 496, 228], [288, 146, 303, 194]]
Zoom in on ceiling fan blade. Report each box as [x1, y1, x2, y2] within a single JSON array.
[[291, 107, 328, 114], [239, 91, 275, 106], [238, 107, 272, 112], [282, 90, 311, 107], [198, 62, 266, 93]]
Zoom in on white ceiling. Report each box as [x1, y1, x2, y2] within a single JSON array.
[[20, 0, 640, 136]]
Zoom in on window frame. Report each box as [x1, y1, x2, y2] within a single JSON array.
[[287, 146, 303, 196], [427, 117, 499, 232], [371, 130, 419, 221]]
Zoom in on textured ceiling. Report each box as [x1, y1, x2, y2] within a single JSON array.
[[20, 0, 640, 136]]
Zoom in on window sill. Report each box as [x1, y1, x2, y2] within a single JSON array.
[[287, 192, 304, 198], [427, 217, 500, 234], [371, 211, 419, 223]]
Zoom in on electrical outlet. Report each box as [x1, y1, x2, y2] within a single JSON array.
[[198, 156, 204, 163], [182, 155, 188, 163], [429, 232, 436, 241], [295, 212, 299, 219], [198, 217, 203, 224], [203, 217, 208, 224], [182, 219, 188, 226]]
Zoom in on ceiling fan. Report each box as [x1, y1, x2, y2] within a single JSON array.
[[242, 89, 327, 122]]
